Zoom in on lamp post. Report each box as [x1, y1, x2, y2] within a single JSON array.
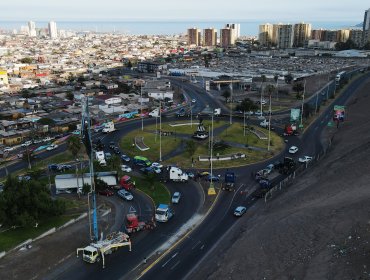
[[300, 80, 306, 129], [190, 104, 193, 128], [210, 113, 214, 185], [140, 84, 143, 131], [268, 93, 272, 151], [229, 82, 233, 125], [243, 111, 246, 136], [159, 101, 162, 162]]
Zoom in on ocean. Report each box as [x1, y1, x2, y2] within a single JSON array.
[[0, 20, 360, 36]]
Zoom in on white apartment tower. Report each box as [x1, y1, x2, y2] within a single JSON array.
[[48, 21, 58, 39], [363, 8, 370, 45], [259, 23, 273, 47], [225, 23, 240, 39], [277, 24, 294, 49], [28, 21, 36, 37], [293, 23, 312, 47]]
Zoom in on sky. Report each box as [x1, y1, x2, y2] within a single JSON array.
[[0, 0, 367, 23]]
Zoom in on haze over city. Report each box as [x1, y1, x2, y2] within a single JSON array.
[[0, 0, 366, 22]]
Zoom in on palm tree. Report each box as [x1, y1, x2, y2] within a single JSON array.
[[67, 135, 81, 159]]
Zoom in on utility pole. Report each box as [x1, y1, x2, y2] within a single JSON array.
[[268, 93, 272, 151], [210, 113, 214, 184], [190, 104, 193, 128], [300, 80, 306, 129], [229, 82, 233, 124], [159, 101, 162, 162], [243, 111, 246, 136], [140, 84, 143, 131], [27, 146, 31, 170]]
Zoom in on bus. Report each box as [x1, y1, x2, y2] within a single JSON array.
[[335, 71, 346, 85], [133, 156, 151, 167]]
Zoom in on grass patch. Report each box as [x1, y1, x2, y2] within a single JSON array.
[[132, 176, 170, 205], [0, 214, 79, 252]]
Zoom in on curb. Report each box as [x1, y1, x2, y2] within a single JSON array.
[[137, 185, 222, 279]]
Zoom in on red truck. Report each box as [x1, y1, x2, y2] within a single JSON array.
[[284, 124, 298, 136], [125, 213, 156, 234], [119, 175, 135, 191]]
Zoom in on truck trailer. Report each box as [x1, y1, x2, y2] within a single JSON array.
[[222, 171, 236, 191]]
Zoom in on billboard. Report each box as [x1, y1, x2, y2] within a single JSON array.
[[333, 105, 345, 122], [290, 109, 300, 122]]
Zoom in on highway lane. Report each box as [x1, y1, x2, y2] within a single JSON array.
[[139, 72, 370, 280]]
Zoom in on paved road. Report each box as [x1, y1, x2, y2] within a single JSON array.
[[138, 72, 370, 280]]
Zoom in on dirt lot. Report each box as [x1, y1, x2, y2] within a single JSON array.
[[192, 76, 370, 279]]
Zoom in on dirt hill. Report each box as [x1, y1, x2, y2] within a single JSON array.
[[194, 77, 370, 280]]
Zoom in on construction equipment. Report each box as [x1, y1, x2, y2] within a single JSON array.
[[76, 232, 131, 268], [125, 213, 156, 234]]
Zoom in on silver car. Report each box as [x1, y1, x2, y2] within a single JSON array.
[[172, 192, 181, 204]]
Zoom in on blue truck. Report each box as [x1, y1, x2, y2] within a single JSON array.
[[222, 171, 236, 191]]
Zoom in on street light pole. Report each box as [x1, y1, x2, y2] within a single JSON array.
[[159, 101, 162, 162], [190, 104, 193, 128], [210, 113, 214, 185], [268, 93, 272, 151], [243, 111, 246, 136], [300, 80, 306, 128], [229, 82, 233, 125], [141, 84, 143, 131]]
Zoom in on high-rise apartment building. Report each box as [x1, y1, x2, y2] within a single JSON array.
[[203, 28, 217, 47], [336, 29, 350, 43], [293, 23, 311, 47], [349, 29, 364, 47], [220, 28, 236, 48], [48, 21, 58, 39], [322, 30, 338, 42], [187, 28, 201, 46], [28, 21, 36, 37], [225, 23, 240, 39], [311, 29, 324, 41], [277, 24, 293, 49], [272, 24, 282, 45], [363, 8, 370, 45], [258, 23, 273, 47]]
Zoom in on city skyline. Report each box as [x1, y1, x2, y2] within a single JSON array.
[[0, 0, 367, 22]]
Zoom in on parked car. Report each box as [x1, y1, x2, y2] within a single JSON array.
[[3, 146, 14, 152], [105, 152, 112, 160], [117, 189, 133, 201], [43, 137, 52, 142], [98, 189, 114, 196], [207, 174, 220, 182], [109, 142, 115, 149], [151, 162, 163, 169], [18, 175, 31, 181], [21, 141, 32, 147], [113, 147, 121, 154], [172, 192, 181, 204], [298, 156, 313, 163], [121, 154, 130, 162], [288, 146, 299, 154], [46, 144, 58, 151], [265, 164, 274, 173], [121, 165, 132, 172], [186, 172, 195, 179], [234, 206, 247, 217]]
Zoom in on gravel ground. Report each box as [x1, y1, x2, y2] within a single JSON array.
[[191, 76, 370, 280]]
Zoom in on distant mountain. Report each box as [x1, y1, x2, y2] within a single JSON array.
[[355, 22, 363, 28]]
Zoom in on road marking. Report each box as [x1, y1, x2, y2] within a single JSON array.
[[200, 245, 205, 250], [191, 240, 201, 250], [170, 261, 180, 270], [161, 252, 178, 268], [129, 206, 136, 213]]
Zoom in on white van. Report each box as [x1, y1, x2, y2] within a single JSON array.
[[149, 108, 160, 118]]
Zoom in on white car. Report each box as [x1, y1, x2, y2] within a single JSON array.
[[298, 156, 313, 163], [151, 162, 163, 169], [191, 99, 196, 103], [260, 120, 269, 128], [21, 141, 32, 147], [121, 165, 132, 172], [43, 137, 52, 142], [234, 206, 247, 217], [172, 192, 181, 204], [288, 146, 299, 154], [151, 166, 162, 174], [117, 189, 133, 201], [46, 144, 58, 151], [3, 147, 14, 152]]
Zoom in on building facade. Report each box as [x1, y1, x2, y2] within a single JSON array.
[[220, 28, 235, 48], [225, 23, 240, 39], [363, 8, 370, 45], [293, 23, 312, 47], [28, 21, 36, 37], [277, 24, 293, 49], [258, 23, 273, 47], [349, 29, 364, 47], [336, 29, 350, 43], [187, 28, 201, 46], [48, 21, 58, 39], [203, 28, 217, 47]]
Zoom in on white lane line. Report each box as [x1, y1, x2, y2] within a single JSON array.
[[191, 240, 201, 250], [161, 252, 178, 268], [200, 245, 205, 250], [170, 261, 181, 270]]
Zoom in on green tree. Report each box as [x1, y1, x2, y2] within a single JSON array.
[[20, 57, 33, 64], [67, 135, 81, 159], [66, 92, 74, 101], [38, 117, 55, 126], [235, 98, 258, 112], [284, 74, 293, 84], [293, 82, 304, 94], [185, 140, 196, 158], [264, 84, 275, 96], [127, 60, 133, 68], [221, 90, 231, 102], [0, 175, 65, 227], [94, 178, 108, 192], [108, 155, 121, 171]]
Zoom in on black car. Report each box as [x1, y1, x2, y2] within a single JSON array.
[[109, 142, 116, 149], [113, 147, 121, 154]]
